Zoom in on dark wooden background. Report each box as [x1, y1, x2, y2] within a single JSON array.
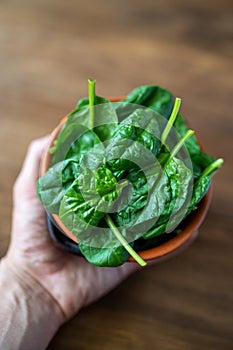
[[0, 1, 232, 349]]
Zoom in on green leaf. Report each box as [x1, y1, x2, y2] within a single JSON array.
[[174, 114, 216, 176], [186, 158, 223, 214], [123, 85, 174, 119], [59, 178, 106, 235], [174, 114, 201, 156], [51, 98, 118, 163], [58, 166, 127, 239], [142, 157, 192, 239], [79, 242, 130, 267], [105, 109, 162, 178], [37, 159, 79, 214], [76, 95, 109, 110], [186, 175, 211, 214], [65, 130, 101, 162]]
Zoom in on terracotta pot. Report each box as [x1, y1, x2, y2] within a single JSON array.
[[40, 97, 212, 263]]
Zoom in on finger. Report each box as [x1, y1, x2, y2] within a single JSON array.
[[21, 136, 50, 183], [119, 261, 141, 276], [14, 136, 50, 199]]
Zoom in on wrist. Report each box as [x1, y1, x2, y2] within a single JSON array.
[[0, 257, 63, 350]]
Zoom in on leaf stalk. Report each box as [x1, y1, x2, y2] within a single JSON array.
[[88, 78, 96, 129], [161, 97, 181, 144], [105, 214, 147, 267]]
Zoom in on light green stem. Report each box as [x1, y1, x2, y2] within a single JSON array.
[[105, 214, 147, 267], [161, 97, 181, 144], [199, 158, 224, 180], [169, 129, 194, 161], [88, 78, 96, 129]]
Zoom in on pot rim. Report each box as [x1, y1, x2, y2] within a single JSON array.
[[39, 97, 212, 262]]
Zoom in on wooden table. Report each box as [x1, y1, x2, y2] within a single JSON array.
[[0, 1, 232, 349]]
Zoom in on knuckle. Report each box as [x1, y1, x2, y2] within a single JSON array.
[[28, 139, 38, 151], [28, 137, 47, 154]]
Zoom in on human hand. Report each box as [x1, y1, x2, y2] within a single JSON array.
[[3, 137, 138, 326]]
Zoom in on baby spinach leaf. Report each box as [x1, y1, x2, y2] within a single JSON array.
[[61, 159, 80, 186], [186, 176, 211, 215], [174, 113, 216, 179], [112, 167, 149, 227], [114, 107, 162, 155], [51, 121, 95, 165], [105, 109, 162, 181], [174, 114, 200, 156], [123, 85, 174, 119], [95, 166, 117, 196], [51, 98, 118, 163], [59, 166, 127, 239], [59, 172, 136, 267], [59, 178, 105, 236], [64, 130, 101, 162], [37, 159, 79, 214], [134, 231, 176, 251], [142, 157, 192, 239], [76, 95, 109, 110], [186, 158, 223, 214], [78, 242, 130, 267]]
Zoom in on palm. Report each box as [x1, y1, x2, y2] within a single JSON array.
[[7, 138, 137, 320]]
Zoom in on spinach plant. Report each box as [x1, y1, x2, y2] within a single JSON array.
[[37, 79, 223, 267]]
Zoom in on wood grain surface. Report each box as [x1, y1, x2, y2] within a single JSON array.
[[0, 1, 232, 349]]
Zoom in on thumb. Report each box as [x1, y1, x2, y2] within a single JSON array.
[[13, 136, 50, 204]]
